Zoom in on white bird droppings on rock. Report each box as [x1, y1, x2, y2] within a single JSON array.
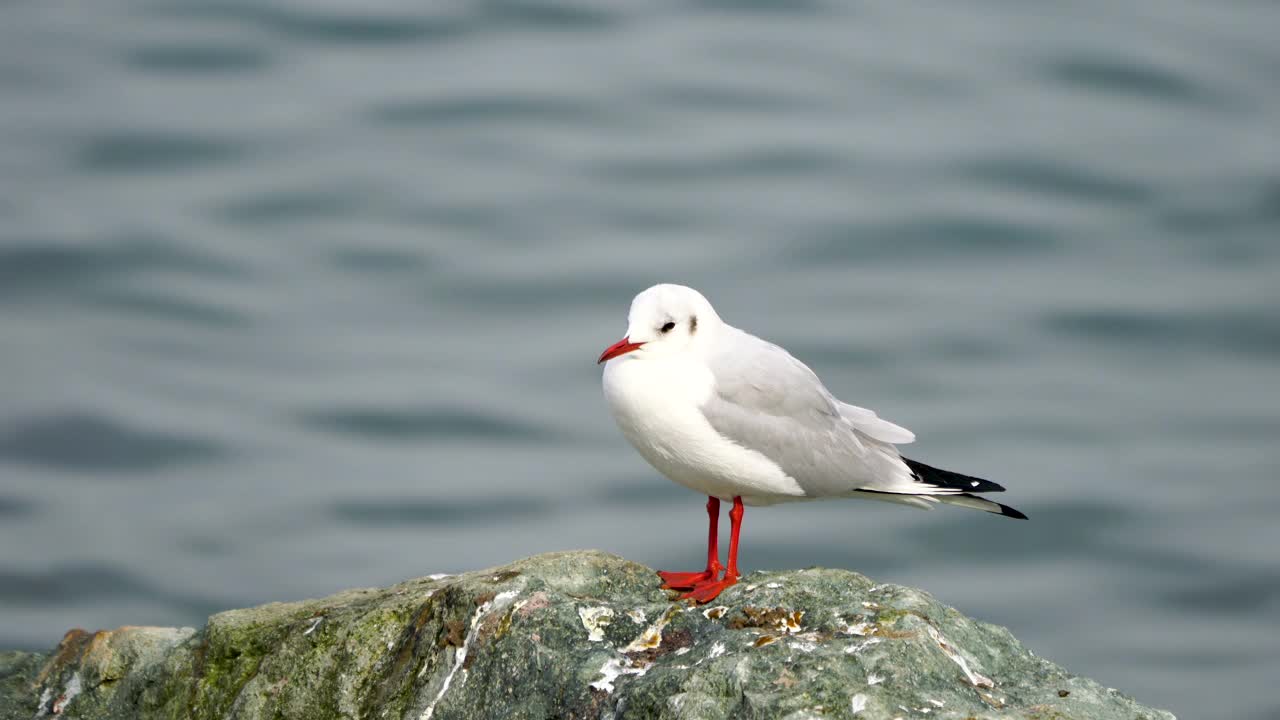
[[845, 637, 882, 654], [302, 617, 323, 636], [577, 607, 615, 643], [702, 605, 728, 620], [925, 625, 994, 689], [589, 657, 649, 693], [850, 693, 868, 715], [841, 620, 871, 636], [622, 606, 680, 653], [50, 673, 83, 715], [420, 591, 519, 720]]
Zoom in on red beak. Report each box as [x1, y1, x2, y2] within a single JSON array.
[[598, 336, 645, 364]]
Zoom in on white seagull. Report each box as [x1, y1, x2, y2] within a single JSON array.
[[599, 284, 1025, 603]]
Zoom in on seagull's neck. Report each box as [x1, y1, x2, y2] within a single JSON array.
[[604, 348, 715, 411]]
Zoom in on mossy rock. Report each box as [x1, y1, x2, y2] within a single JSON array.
[[3, 551, 1173, 719]]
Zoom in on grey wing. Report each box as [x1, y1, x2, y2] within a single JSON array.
[[701, 328, 919, 497]]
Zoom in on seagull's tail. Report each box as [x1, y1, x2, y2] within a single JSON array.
[[850, 489, 1028, 519], [898, 457, 1028, 519]]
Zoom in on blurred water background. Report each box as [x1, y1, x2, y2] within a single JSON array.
[[2, 1, 1278, 717]]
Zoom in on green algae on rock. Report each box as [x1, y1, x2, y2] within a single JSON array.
[[5, 551, 1173, 719]]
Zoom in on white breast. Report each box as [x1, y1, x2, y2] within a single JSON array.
[[602, 354, 806, 504]]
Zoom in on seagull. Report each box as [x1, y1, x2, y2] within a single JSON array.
[[598, 284, 1026, 603]]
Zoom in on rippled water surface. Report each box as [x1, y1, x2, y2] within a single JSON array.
[[2, 2, 1278, 717]]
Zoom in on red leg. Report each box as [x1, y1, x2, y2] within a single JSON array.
[[658, 497, 722, 590], [681, 496, 744, 603]]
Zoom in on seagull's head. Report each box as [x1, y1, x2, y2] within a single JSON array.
[[598, 284, 720, 364]]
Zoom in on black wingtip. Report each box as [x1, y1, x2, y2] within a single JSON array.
[[996, 502, 1028, 520], [951, 492, 1027, 520], [901, 456, 1006, 494]]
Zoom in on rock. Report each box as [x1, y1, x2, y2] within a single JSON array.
[[1, 651, 48, 720], [3, 551, 1173, 719]]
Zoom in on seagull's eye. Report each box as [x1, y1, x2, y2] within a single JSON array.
[[660, 321, 676, 334]]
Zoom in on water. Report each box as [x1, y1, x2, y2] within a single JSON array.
[[2, 1, 1278, 717]]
